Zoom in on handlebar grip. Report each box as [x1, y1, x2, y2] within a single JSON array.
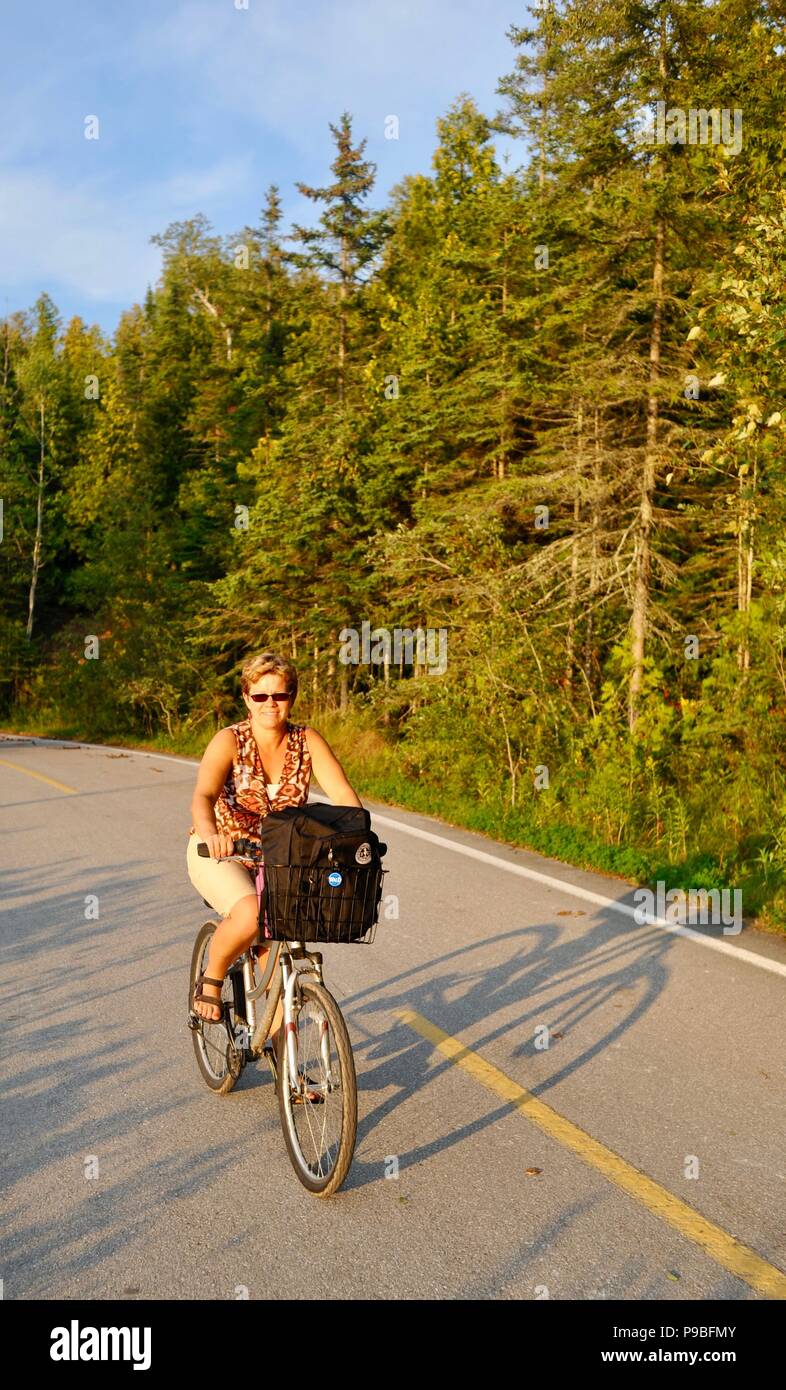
[[196, 838, 256, 859]]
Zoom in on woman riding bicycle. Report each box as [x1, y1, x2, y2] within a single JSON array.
[[187, 650, 363, 1054]]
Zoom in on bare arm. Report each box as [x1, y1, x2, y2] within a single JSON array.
[[191, 727, 236, 856], [304, 727, 362, 807]]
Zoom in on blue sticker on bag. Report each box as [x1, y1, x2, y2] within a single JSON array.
[[327, 870, 343, 887]]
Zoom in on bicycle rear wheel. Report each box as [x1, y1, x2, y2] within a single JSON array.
[[189, 921, 245, 1094], [277, 979, 357, 1196]]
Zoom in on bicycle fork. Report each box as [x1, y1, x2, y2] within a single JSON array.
[[246, 945, 323, 1062], [283, 962, 300, 1084], [279, 949, 326, 1091]]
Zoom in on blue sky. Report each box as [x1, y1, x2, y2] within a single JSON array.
[[0, 0, 529, 339]]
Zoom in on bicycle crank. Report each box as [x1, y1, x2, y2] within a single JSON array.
[[225, 1038, 244, 1079]]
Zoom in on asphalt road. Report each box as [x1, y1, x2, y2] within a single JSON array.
[[1, 734, 785, 1301]]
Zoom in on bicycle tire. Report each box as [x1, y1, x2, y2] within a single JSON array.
[[277, 979, 357, 1197], [189, 921, 244, 1094]]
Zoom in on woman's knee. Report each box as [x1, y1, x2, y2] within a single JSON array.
[[228, 895, 259, 940]]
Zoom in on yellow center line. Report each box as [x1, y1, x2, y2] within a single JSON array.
[[393, 1007, 786, 1300], [0, 757, 76, 794]]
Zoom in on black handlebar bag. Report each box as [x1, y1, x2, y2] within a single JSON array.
[[257, 803, 386, 942]]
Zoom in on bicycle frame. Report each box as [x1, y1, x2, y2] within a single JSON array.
[[222, 852, 325, 1080], [243, 942, 322, 1044], [191, 839, 363, 1193]]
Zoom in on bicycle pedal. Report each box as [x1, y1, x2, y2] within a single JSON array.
[[187, 1010, 202, 1033], [226, 1041, 243, 1079], [291, 1076, 325, 1105], [292, 1090, 325, 1105]]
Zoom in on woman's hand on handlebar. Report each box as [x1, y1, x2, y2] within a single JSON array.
[[202, 832, 235, 859]]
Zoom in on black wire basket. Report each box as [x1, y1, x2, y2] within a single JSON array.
[[260, 861, 387, 943]]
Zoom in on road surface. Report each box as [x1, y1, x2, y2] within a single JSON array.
[[1, 734, 784, 1300]]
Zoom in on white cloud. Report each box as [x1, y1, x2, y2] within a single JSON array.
[[0, 154, 254, 305], [133, 0, 511, 156], [0, 0, 520, 327]]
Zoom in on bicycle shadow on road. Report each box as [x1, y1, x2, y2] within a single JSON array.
[[338, 902, 678, 1190]]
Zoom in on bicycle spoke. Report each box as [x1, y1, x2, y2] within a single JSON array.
[[298, 1019, 332, 1173], [287, 999, 342, 1175]]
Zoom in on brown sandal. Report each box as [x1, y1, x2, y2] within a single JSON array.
[[193, 972, 225, 1022]]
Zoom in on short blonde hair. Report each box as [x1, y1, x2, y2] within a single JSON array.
[[240, 650, 298, 702]]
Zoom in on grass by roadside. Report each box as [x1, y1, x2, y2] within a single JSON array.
[[3, 710, 784, 939]]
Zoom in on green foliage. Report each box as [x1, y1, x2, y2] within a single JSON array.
[[2, 11, 786, 931]]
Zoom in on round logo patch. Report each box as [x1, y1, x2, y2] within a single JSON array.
[[355, 842, 372, 865], [327, 870, 343, 887]]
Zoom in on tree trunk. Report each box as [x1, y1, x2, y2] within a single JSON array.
[[382, 641, 391, 725], [422, 365, 431, 500], [25, 397, 45, 641], [191, 284, 232, 362], [737, 452, 756, 671], [1, 320, 9, 394], [629, 214, 665, 728], [565, 402, 583, 693], [629, 20, 668, 728], [582, 407, 603, 690], [338, 232, 348, 406]]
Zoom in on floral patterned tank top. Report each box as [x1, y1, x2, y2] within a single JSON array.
[[196, 719, 312, 867]]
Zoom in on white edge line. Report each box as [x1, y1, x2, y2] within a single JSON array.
[[0, 735, 199, 770], [5, 735, 786, 980], [366, 810, 786, 980]]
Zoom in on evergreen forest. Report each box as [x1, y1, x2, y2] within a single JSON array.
[[3, 1, 786, 928]]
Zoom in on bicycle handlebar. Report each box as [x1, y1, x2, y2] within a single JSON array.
[[196, 838, 259, 859], [197, 838, 388, 860]]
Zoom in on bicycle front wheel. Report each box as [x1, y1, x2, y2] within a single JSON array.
[[277, 979, 357, 1196]]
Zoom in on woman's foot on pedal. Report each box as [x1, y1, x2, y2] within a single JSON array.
[[193, 972, 224, 1023]]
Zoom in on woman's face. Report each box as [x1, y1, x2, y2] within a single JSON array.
[[244, 673, 293, 734]]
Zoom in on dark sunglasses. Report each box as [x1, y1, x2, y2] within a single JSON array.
[[248, 691, 290, 703]]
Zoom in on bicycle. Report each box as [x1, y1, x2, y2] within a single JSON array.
[[187, 835, 386, 1196]]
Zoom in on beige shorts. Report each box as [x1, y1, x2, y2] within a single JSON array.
[[186, 833, 257, 918]]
